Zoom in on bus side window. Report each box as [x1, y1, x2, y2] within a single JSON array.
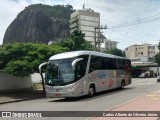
[[89, 56, 102, 73], [116, 59, 124, 69], [105, 58, 114, 70]]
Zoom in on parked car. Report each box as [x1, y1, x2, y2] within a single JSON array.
[[157, 76, 160, 82], [139, 73, 146, 78], [139, 71, 151, 79]]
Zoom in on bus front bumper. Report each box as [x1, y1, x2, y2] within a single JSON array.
[[45, 85, 86, 98], [46, 90, 80, 98]]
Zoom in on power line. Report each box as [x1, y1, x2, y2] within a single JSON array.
[[111, 26, 157, 39], [110, 13, 160, 29], [110, 29, 142, 42]]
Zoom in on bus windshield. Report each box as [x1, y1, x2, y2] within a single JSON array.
[[45, 58, 75, 86]]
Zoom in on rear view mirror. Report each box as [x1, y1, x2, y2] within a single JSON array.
[[72, 58, 83, 71], [39, 62, 48, 73]]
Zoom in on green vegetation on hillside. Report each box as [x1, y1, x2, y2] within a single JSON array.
[[21, 4, 74, 20]]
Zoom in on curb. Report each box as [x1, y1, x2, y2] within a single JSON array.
[[0, 95, 45, 105]]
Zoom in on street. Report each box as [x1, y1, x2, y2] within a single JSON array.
[[0, 78, 160, 120]]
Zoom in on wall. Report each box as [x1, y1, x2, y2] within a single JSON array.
[[125, 45, 136, 58], [0, 72, 32, 92], [31, 73, 44, 83]]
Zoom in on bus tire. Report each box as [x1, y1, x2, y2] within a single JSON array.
[[120, 80, 125, 89], [88, 84, 95, 97]]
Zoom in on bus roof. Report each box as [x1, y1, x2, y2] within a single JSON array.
[[49, 50, 128, 60]]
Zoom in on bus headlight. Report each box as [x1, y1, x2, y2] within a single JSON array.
[[63, 83, 79, 91], [63, 86, 75, 91]]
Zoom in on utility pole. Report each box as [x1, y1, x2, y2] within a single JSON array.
[[94, 25, 107, 51]]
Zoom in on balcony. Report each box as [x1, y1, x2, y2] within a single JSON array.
[[69, 23, 79, 29], [69, 17, 79, 23]]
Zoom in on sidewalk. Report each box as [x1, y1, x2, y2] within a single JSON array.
[[90, 91, 160, 120], [0, 90, 45, 104]]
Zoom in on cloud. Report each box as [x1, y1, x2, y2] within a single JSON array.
[[1, 0, 160, 50]]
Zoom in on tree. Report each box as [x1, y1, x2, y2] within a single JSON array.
[[155, 42, 160, 65], [0, 43, 69, 94], [103, 48, 125, 57], [155, 53, 160, 65], [0, 43, 68, 77], [59, 30, 93, 51]]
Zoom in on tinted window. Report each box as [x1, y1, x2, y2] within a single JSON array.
[[116, 59, 125, 69], [76, 55, 89, 79], [102, 57, 116, 69], [89, 56, 103, 72], [89, 56, 129, 71]]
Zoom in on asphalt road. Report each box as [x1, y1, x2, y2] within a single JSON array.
[[0, 78, 160, 120]]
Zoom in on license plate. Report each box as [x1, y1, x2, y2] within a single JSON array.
[[55, 93, 61, 97]]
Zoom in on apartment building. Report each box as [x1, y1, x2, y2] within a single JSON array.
[[101, 39, 118, 51], [125, 43, 159, 59], [70, 8, 100, 44]]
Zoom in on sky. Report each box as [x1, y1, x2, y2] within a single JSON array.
[[1, 0, 160, 50]]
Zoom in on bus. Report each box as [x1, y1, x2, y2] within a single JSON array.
[[39, 51, 131, 98]]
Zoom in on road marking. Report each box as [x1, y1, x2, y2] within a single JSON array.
[[146, 92, 160, 100], [146, 94, 157, 97], [151, 98, 159, 100], [132, 83, 152, 86]]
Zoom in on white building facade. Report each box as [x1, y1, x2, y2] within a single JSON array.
[[70, 8, 100, 44], [101, 39, 118, 51]]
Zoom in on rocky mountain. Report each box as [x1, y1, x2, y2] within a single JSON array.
[[3, 4, 74, 44]]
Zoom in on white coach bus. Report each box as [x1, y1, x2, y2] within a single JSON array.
[[39, 51, 131, 98]]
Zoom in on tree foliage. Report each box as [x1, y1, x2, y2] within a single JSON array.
[[103, 48, 125, 57], [0, 43, 68, 77], [155, 53, 160, 65], [59, 30, 93, 51], [155, 42, 160, 65]]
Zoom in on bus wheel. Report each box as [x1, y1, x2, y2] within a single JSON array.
[[120, 80, 125, 89], [88, 85, 95, 97]]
